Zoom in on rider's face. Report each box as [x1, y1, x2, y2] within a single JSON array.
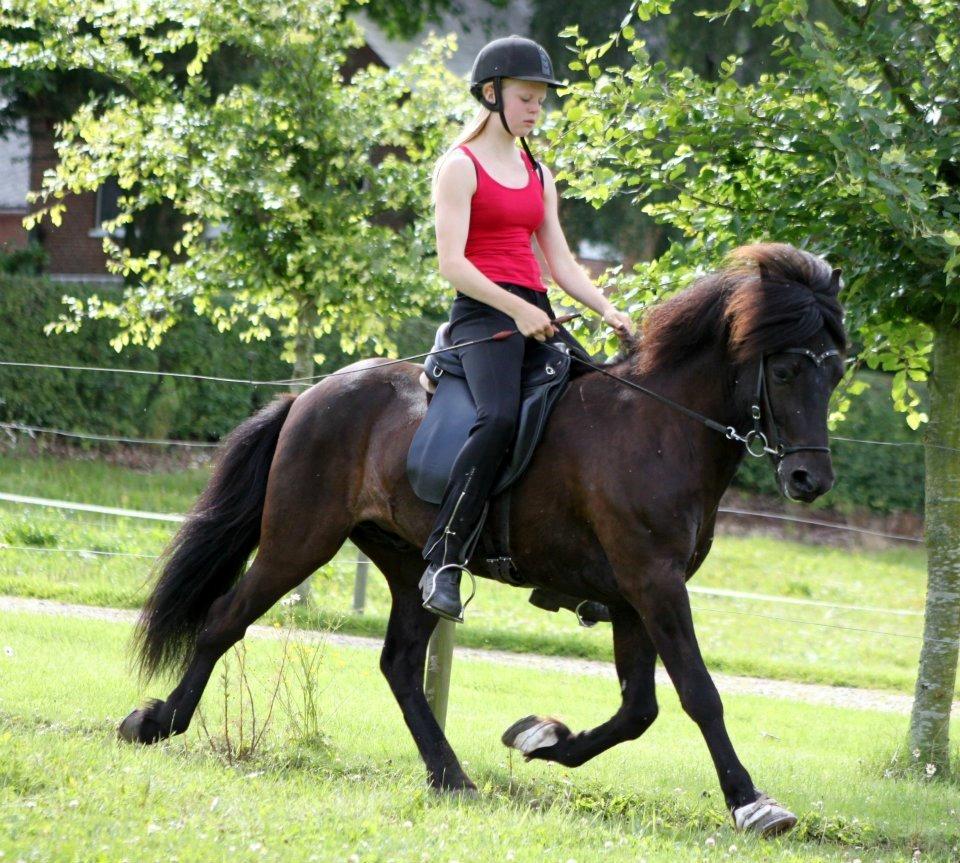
[[483, 79, 547, 136]]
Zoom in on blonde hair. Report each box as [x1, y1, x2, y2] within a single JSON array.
[[431, 105, 491, 203]]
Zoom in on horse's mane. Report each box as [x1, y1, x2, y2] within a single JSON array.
[[631, 243, 845, 375]]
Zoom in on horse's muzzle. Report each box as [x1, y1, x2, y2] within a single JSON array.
[[778, 452, 834, 503]]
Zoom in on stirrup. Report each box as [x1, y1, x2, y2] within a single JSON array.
[[420, 563, 477, 624], [574, 600, 597, 629]]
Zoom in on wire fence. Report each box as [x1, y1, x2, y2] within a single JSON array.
[[0, 355, 955, 453], [0, 350, 942, 650], [0, 492, 185, 523], [0, 480, 925, 544], [1, 422, 220, 449], [0, 492, 930, 618], [0, 537, 947, 646]]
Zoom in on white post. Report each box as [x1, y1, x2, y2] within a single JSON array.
[[352, 551, 369, 614], [424, 619, 455, 729]]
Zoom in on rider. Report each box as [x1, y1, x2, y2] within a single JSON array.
[[420, 35, 634, 623]]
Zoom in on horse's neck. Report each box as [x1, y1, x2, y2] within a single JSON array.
[[606, 347, 748, 510]]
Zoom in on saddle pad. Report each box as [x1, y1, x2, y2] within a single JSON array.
[[406, 348, 571, 504]]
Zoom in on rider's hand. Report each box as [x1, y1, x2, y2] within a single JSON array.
[[602, 306, 634, 339], [512, 304, 557, 342]]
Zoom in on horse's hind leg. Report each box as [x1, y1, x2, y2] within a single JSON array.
[[119, 539, 347, 745], [502, 604, 659, 767], [358, 540, 475, 793]]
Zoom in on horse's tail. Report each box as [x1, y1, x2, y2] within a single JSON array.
[[134, 393, 297, 681]]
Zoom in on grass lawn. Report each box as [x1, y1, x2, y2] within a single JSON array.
[[2, 609, 958, 862], [0, 453, 937, 694]]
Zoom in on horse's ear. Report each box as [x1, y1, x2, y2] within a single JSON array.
[[828, 267, 842, 294]]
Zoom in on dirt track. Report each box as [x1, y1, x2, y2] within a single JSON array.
[[3, 595, 955, 717]]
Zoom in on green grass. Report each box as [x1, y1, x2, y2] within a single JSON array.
[[2, 609, 959, 862], [0, 452, 209, 513], [0, 452, 938, 694]]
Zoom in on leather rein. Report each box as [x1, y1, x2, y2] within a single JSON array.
[[535, 336, 841, 462]]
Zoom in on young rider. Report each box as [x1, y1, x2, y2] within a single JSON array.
[[420, 35, 634, 623]]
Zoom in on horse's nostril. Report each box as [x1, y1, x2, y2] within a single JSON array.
[[790, 468, 814, 492]]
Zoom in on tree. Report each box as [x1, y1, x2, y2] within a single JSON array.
[[0, 0, 487, 276], [529, 0, 790, 269], [3, 0, 469, 377], [549, 0, 959, 773]]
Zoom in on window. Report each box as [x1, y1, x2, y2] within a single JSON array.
[[89, 177, 125, 238]]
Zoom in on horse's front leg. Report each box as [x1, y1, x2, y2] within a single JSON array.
[[502, 604, 658, 767], [625, 558, 797, 837]]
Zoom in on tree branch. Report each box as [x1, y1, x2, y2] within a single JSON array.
[[827, 0, 924, 123]]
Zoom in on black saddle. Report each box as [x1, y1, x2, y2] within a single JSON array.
[[406, 322, 573, 505]]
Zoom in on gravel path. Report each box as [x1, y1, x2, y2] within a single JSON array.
[[3, 595, 955, 717]]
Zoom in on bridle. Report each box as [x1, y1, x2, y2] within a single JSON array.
[[733, 348, 842, 460]]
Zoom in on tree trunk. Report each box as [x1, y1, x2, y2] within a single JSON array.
[[289, 301, 317, 393], [907, 315, 960, 776], [290, 300, 317, 602]]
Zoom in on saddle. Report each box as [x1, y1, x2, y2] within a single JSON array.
[[406, 320, 619, 589], [407, 322, 575, 503]]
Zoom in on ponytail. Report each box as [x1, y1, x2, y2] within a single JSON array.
[[431, 106, 491, 203]]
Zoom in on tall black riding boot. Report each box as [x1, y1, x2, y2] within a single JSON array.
[[420, 485, 488, 624]]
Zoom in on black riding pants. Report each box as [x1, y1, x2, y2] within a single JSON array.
[[421, 282, 586, 566]]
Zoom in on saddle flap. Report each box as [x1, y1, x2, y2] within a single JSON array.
[[406, 347, 571, 505]]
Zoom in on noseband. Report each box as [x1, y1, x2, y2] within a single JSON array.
[[730, 348, 841, 460]]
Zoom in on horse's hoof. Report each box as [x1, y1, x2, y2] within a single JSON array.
[[117, 708, 148, 743], [501, 715, 567, 757], [430, 779, 478, 799], [117, 705, 162, 745], [731, 793, 797, 837]]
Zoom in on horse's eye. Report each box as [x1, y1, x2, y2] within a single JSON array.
[[772, 367, 791, 383]]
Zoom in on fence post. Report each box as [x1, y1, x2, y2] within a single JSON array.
[[352, 551, 369, 614], [424, 619, 455, 729]]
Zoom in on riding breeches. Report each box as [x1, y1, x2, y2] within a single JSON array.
[[421, 282, 586, 566]]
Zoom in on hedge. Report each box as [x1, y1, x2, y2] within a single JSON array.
[[0, 274, 440, 442]]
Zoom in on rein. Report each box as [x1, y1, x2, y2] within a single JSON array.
[[282, 311, 837, 462], [535, 339, 840, 462]]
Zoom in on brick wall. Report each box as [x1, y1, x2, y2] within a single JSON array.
[[0, 214, 29, 248], [28, 117, 111, 276]]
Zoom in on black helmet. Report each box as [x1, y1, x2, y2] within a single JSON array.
[[468, 36, 563, 186], [469, 35, 563, 105]]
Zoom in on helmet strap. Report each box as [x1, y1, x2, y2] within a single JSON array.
[[518, 134, 544, 189]]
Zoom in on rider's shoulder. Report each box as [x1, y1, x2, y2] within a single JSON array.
[[436, 149, 477, 191], [441, 148, 475, 173]]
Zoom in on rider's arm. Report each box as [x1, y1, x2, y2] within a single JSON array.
[[534, 164, 616, 317], [434, 152, 529, 319]]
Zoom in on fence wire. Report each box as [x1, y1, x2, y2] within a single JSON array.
[[0, 537, 934, 637]]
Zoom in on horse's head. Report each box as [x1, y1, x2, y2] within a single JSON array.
[[724, 245, 847, 503], [633, 242, 847, 503]]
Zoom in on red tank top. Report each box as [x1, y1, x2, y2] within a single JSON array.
[[458, 144, 545, 292]]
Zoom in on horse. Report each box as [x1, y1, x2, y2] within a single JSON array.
[[118, 242, 846, 837]]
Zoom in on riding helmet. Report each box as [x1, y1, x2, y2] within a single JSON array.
[[469, 35, 563, 108]]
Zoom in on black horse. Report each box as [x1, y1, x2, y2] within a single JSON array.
[[119, 242, 845, 837]]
